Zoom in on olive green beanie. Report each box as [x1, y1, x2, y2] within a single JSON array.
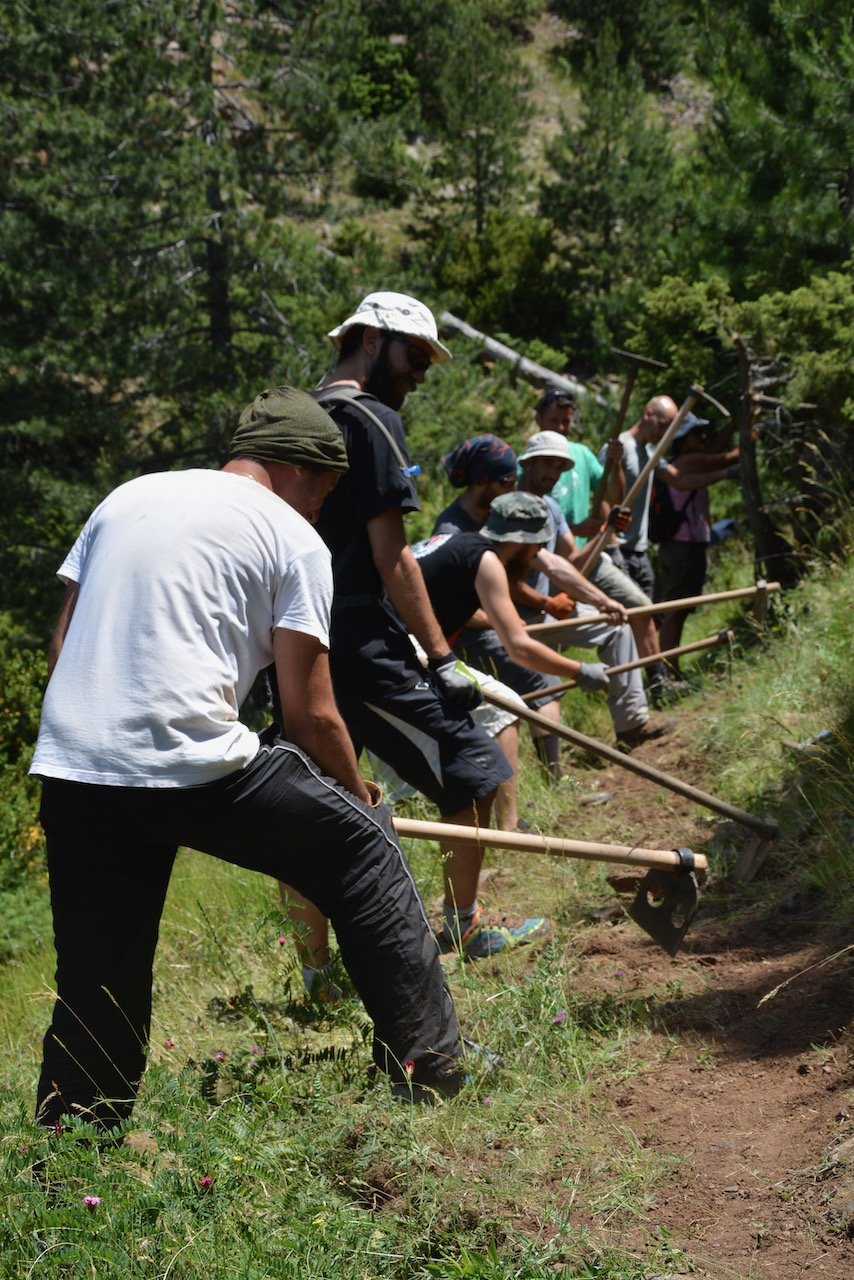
[[229, 386, 348, 472]]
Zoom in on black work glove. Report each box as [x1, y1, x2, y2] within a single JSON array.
[[428, 653, 483, 710]]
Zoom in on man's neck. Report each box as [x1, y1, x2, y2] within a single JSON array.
[[461, 488, 491, 523]]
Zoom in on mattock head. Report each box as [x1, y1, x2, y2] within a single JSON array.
[[627, 850, 701, 956]]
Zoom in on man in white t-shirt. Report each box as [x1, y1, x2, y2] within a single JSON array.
[[30, 386, 464, 1127]]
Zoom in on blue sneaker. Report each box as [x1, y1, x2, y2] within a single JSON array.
[[439, 906, 553, 960]]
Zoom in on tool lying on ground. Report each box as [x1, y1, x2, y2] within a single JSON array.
[[393, 817, 705, 956], [526, 580, 780, 637], [520, 629, 733, 701], [589, 347, 668, 517], [578, 384, 731, 578], [482, 686, 778, 839]]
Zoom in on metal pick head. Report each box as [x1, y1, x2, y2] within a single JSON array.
[[698, 387, 731, 418]]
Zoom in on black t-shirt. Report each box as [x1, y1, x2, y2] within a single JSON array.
[[432, 497, 482, 535], [413, 532, 494, 643], [314, 392, 419, 598]]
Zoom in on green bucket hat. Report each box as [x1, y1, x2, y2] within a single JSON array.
[[229, 386, 349, 472], [481, 491, 550, 544]]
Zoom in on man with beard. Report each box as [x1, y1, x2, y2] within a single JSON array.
[[292, 292, 551, 963]]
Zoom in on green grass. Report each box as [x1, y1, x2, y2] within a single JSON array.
[[2, 543, 852, 1278]]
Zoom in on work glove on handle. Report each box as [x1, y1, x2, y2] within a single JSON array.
[[428, 653, 483, 710], [576, 662, 609, 693], [544, 592, 574, 620], [606, 505, 632, 534]]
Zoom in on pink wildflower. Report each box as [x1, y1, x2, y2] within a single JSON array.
[[82, 1195, 101, 1211], [277, 935, 287, 946], [199, 1174, 214, 1191], [249, 1045, 264, 1056], [403, 1059, 416, 1077], [163, 1038, 175, 1049], [552, 1009, 567, 1025], [481, 1096, 493, 1107], [215, 1051, 226, 1062]]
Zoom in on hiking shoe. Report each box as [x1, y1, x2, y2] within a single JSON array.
[[438, 906, 553, 959], [389, 1037, 505, 1103], [615, 719, 676, 752]]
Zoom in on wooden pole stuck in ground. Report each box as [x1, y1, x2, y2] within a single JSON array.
[[526, 582, 781, 637], [393, 817, 708, 875], [520, 630, 733, 701]]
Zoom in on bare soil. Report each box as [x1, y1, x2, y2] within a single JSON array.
[[546, 724, 853, 1279]]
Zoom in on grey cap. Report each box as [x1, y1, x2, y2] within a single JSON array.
[[481, 491, 550, 544]]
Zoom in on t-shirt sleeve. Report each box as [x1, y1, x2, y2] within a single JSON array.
[[546, 495, 569, 538], [343, 402, 420, 523], [584, 446, 604, 485], [57, 520, 93, 584], [272, 543, 333, 647]]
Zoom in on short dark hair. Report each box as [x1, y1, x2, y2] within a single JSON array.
[[536, 389, 575, 415], [338, 324, 367, 362]]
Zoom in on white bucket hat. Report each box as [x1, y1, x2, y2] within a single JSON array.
[[517, 430, 574, 470], [326, 291, 452, 364]]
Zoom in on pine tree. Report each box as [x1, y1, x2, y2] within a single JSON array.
[[686, 0, 853, 295], [539, 24, 678, 365], [0, 0, 358, 635]]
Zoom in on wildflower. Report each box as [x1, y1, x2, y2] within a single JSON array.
[[277, 935, 287, 946], [312, 1214, 325, 1226], [249, 1045, 264, 1057], [613, 969, 625, 980], [481, 1096, 493, 1107], [198, 1174, 214, 1191], [552, 1009, 567, 1025], [403, 1059, 416, 1077], [82, 1195, 101, 1211], [163, 1038, 175, 1049], [215, 1051, 226, 1062]]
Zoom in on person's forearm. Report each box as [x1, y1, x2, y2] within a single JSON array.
[[379, 547, 449, 659], [534, 549, 611, 610], [285, 708, 371, 802], [504, 632, 582, 679]]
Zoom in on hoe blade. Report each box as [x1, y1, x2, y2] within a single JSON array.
[[628, 864, 700, 957]]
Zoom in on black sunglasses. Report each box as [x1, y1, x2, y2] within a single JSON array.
[[392, 335, 432, 373]]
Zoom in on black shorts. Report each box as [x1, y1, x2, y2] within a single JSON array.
[[454, 627, 562, 713], [336, 672, 512, 819], [657, 540, 708, 606]]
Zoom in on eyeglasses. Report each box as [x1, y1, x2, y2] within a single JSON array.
[[393, 335, 432, 373]]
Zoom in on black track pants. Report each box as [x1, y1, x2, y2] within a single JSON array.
[[36, 739, 461, 1127]]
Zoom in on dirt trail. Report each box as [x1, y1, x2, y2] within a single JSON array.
[[559, 729, 853, 1279]]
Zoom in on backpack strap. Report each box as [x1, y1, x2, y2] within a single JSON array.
[[313, 386, 421, 478]]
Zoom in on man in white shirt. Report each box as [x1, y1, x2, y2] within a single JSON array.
[[31, 386, 464, 1126]]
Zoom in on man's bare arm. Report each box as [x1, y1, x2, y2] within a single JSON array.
[[48, 582, 80, 675], [273, 628, 371, 803], [533, 544, 628, 623], [475, 554, 584, 679], [367, 507, 450, 660]]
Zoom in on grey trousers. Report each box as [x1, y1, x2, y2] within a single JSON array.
[[535, 604, 649, 733]]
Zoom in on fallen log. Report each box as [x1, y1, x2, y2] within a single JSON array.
[[439, 311, 607, 406]]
